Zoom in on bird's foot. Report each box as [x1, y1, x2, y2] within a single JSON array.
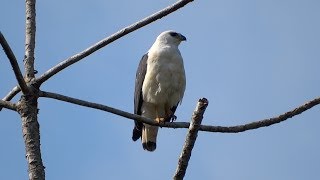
[[165, 110, 177, 122], [170, 114, 177, 122], [155, 117, 166, 128], [155, 117, 166, 124]]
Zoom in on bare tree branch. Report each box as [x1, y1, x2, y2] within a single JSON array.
[[0, 32, 30, 94], [2, 86, 20, 100], [35, 0, 193, 85], [39, 90, 320, 133], [38, 90, 172, 127], [0, 86, 20, 111], [199, 96, 320, 133], [173, 98, 209, 180], [16, 95, 45, 180], [24, 0, 36, 83], [18, 1, 45, 180], [0, 0, 193, 108], [0, 100, 16, 111], [4, 0, 317, 179]]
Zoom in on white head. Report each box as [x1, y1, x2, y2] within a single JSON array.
[[155, 30, 187, 46]]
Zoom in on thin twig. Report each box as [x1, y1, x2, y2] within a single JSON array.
[[173, 98, 209, 180], [199, 97, 320, 133], [0, 100, 17, 111], [35, 0, 193, 85], [39, 90, 320, 133], [0, 86, 20, 111], [0, 32, 30, 94]]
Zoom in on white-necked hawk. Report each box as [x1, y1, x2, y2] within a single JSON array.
[[132, 30, 186, 151]]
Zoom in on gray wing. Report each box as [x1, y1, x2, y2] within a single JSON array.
[[132, 53, 148, 141]]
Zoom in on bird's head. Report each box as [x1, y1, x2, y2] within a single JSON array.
[[156, 30, 187, 46]]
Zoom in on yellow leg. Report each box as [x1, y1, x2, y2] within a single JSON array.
[[155, 106, 165, 123]]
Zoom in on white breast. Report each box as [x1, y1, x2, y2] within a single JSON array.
[[142, 45, 186, 108]]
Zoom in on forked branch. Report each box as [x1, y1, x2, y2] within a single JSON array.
[[0, 100, 16, 111], [0, 0, 194, 108], [0, 86, 20, 111], [19, 1, 45, 180]]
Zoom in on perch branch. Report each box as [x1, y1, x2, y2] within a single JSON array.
[[38, 91, 175, 127], [35, 0, 193, 85], [173, 98, 209, 180], [0, 32, 30, 94], [39, 91, 320, 133], [0, 100, 16, 111]]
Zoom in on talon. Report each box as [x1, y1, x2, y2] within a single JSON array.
[[171, 114, 177, 122], [155, 117, 165, 124], [164, 109, 176, 122]]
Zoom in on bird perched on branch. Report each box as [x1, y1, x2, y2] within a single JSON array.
[[132, 30, 187, 151]]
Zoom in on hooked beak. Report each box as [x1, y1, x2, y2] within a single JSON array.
[[179, 34, 187, 41]]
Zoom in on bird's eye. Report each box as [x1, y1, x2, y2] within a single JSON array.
[[170, 32, 178, 37]]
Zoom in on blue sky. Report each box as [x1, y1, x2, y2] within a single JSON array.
[[1, 0, 320, 179]]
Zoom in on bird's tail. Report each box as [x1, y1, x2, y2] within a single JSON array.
[[141, 124, 158, 152]]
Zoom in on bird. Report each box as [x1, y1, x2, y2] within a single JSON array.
[[132, 30, 187, 151]]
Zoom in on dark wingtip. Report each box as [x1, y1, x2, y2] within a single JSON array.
[[132, 128, 142, 141], [142, 141, 156, 152]]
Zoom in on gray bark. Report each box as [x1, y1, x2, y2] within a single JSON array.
[[17, 94, 45, 180], [18, 0, 45, 179], [173, 98, 209, 180]]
